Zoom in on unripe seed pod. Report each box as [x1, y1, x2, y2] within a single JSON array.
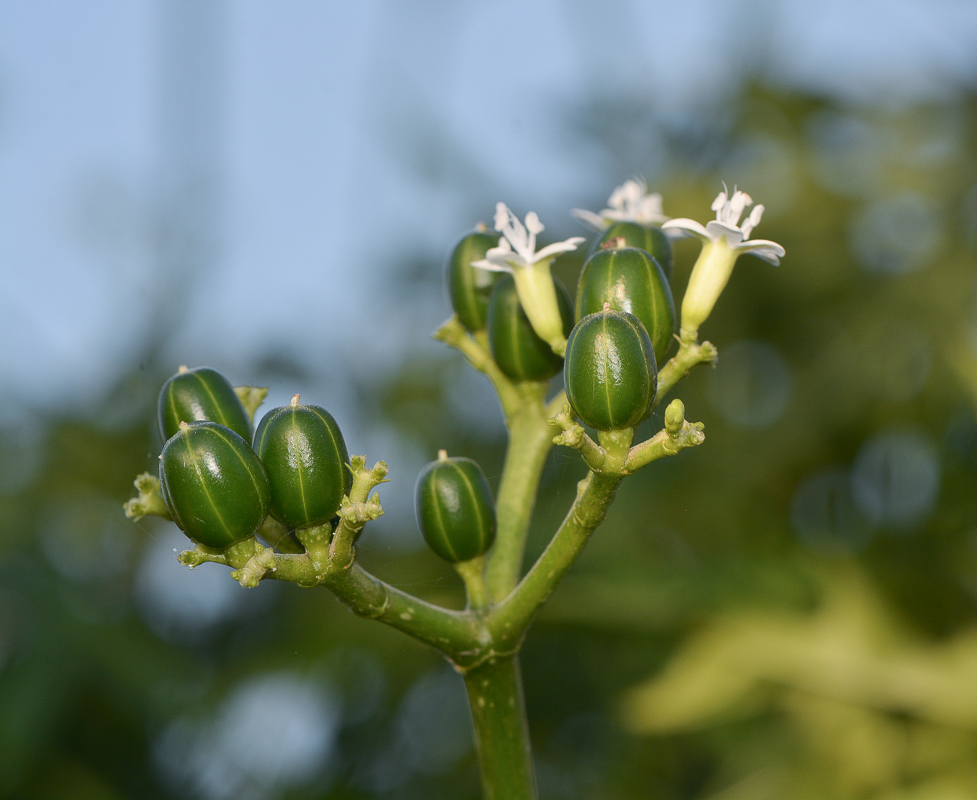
[[158, 366, 253, 443], [564, 307, 658, 431], [591, 221, 673, 279], [159, 421, 271, 548], [446, 230, 503, 333], [576, 246, 676, 366], [487, 274, 573, 382], [253, 395, 351, 531], [415, 451, 496, 563]]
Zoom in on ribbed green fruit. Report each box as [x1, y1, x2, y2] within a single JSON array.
[[564, 308, 658, 431], [446, 230, 503, 332], [487, 274, 573, 382], [576, 246, 676, 365], [415, 453, 496, 563], [591, 221, 673, 278], [253, 398, 351, 531], [159, 421, 271, 548], [158, 366, 253, 443]]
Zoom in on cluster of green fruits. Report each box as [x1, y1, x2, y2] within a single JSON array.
[[448, 219, 674, 431], [153, 216, 675, 571], [154, 366, 496, 567]]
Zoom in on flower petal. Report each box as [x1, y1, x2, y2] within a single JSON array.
[[662, 218, 710, 241], [471, 257, 514, 274], [533, 237, 586, 263], [570, 208, 610, 232], [705, 220, 745, 246], [738, 238, 785, 266]]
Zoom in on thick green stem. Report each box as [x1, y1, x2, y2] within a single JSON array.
[[489, 470, 623, 649], [484, 383, 556, 602], [464, 655, 537, 800]]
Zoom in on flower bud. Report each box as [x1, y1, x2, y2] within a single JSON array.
[[159, 421, 271, 548], [487, 274, 573, 382], [591, 221, 673, 278], [576, 246, 676, 366], [446, 229, 503, 333], [253, 395, 351, 531], [415, 452, 496, 563], [664, 399, 685, 437], [158, 366, 253, 443], [564, 307, 657, 431]]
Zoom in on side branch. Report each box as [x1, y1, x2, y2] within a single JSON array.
[[180, 546, 485, 656], [654, 335, 717, 407], [624, 399, 705, 472], [487, 470, 623, 650], [433, 316, 522, 417]]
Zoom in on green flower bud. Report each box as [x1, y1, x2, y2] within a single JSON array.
[[575, 246, 676, 366], [664, 398, 686, 437], [591, 221, 673, 279], [446, 229, 503, 332], [158, 366, 253, 443], [415, 451, 496, 563], [487, 273, 573, 382], [253, 395, 351, 531], [564, 307, 657, 431], [159, 421, 271, 548]]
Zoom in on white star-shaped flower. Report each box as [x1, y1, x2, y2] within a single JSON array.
[[471, 203, 584, 356], [473, 203, 585, 274], [661, 187, 785, 338], [662, 187, 784, 265], [571, 179, 670, 232]]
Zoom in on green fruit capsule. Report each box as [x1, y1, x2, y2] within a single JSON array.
[[159, 421, 271, 548], [591, 221, 673, 279], [446, 229, 503, 332], [576, 246, 676, 366], [253, 395, 351, 531], [415, 451, 496, 563], [158, 366, 253, 443], [487, 274, 573, 382], [564, 308, 658, 431]]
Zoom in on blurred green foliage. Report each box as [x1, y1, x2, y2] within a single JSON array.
[[3, 84, 977, 799]]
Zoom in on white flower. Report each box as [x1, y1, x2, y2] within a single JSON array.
[[661, 187, 785, 337], [473, 202, 585, 274], [471, 203, 584, 355], [570, 179, 670, 232], [661, 187, 784, 266]]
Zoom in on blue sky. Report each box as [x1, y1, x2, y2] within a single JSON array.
[[2, 0, 977, 424]]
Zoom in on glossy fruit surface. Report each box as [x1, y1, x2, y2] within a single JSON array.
[[159, 421, 271, 548], [254, 400, 351, 531], [158, 366, 253, 443], [446, 230, 502, 332], [564, 308, 658, 431], [576, 246, 676, 365], [590, 221, 673, 278], [415, 454, 496, 563], [487, 274, 573, 382]]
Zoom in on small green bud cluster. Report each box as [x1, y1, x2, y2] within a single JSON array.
[[155, 367, 350, 551]]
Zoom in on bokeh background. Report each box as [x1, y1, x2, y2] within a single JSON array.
[[4, 1, 977, 798]]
